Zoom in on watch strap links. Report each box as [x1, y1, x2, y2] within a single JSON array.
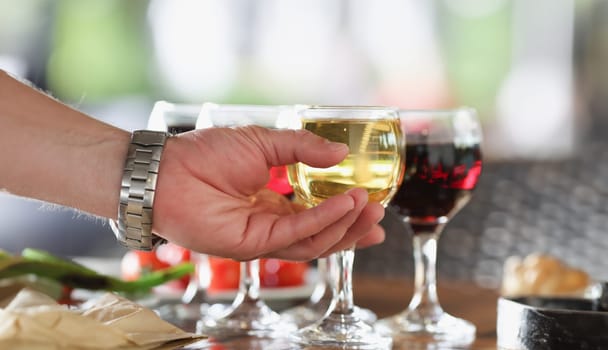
[[110, 130, 170, 250]]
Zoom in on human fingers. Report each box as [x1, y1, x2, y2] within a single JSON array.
[[259, 188, 369, 261], [353, 225, 386, 250], [242, 127, 349, 168], [317, 201, 385, 256], [228, 190, 356, 260]]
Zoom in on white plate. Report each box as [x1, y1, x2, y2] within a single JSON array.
[[207, 268, 317, 301], [72, 256, 123, 278], [206, 285, 314, 301], [72, 256, 317, 302]]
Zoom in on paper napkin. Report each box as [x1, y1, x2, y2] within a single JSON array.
[[0, 288, 201, 350]]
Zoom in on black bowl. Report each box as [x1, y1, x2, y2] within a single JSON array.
[[497, 295, 608, 350]]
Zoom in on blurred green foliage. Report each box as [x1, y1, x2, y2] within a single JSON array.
[[47, 0, 151, 101], [439, 4, 512, 119]]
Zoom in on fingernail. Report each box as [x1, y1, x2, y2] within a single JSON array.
[[327, 141, 348, 152], [345, 187, 367, 198], [344, 188, 368, 208], [345, 188, 360, 195]]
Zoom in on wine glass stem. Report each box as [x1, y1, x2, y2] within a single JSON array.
[[239, 259, 260, 302], [409, 233, 443, 317], [181, 252, 209, 304], [331, 249, 355, 314], [309, 257, 331, 304]]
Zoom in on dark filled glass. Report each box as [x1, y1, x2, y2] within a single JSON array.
[[391, 143, 482, 234]]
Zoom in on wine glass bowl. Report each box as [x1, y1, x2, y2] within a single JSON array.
[[375, 107, 483, 348], [289, 106, 404, 349], [292, 106, 403, 207]]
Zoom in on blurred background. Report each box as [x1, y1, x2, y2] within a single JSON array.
[[1, 0, 608, 289]]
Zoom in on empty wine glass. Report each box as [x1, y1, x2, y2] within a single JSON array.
[[146, 101, 215, 330], [375, 108, 483, 348], [289, 106, 404, 349], [194, 103, 297, 338], [147, 101, 202, 135], [280, 257, 332, 328]]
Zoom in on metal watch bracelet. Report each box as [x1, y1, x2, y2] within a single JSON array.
[[110, 130, 171, 251]]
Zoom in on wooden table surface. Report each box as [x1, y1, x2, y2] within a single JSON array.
[[179, 275, 500, 350]]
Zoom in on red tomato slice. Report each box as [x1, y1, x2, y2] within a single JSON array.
[[155, 243, 192, 290], [156, 243, 191, 266], [260, 259, 308, 288], [121, 243, 193, 291], [207, 257, 309, 291], [208, 257, 241, 291], [120, 250, 169, 281]]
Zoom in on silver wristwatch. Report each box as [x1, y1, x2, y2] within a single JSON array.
[[110, 130, 171, 251]]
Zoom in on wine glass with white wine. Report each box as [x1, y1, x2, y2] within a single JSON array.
[[289, 106, 404, 349]]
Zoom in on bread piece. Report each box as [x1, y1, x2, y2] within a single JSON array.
[[501, 253, 590, 297]]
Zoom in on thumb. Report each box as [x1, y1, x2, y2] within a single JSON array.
[[262, 128, 349, 167]]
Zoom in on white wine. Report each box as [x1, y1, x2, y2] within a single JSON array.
[[286, 163, 308, 207], [293, 118, 403, 206]]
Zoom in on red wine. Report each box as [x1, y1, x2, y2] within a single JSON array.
[[266, 165, 294, 197], [390, 143, 482, 234]]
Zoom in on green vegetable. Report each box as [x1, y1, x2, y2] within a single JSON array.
[[0, 248, 194, 294], [22, 248, 99, 275], [0, 250, 11, 261]]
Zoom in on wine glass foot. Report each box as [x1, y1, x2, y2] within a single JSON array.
[[282, 303, 377, 328], [156, 302, 203, 321], [156, 302, 229, 333], [292, 311, 392, 349], [353, 306, 378, 324], [281, 303, 325, 328], [375, 310, 476, 348], [196, 301, 296, 337]]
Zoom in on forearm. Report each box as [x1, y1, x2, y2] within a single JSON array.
[[0, 70, 130, 219]]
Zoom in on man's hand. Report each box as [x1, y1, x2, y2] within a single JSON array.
[[153, 126, 385, 261]]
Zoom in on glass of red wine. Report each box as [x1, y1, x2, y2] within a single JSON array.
[[375, 108, 483, 347], [194, 103, 297, 337]]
